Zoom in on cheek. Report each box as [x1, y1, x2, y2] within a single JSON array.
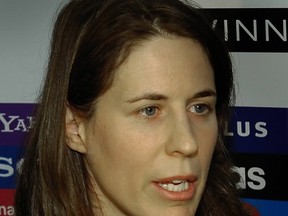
[[85, 121, 155, 177], [84, 122, 158, 205]]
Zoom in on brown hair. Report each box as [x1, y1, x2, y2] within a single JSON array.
[[15, 0, 249, 215]]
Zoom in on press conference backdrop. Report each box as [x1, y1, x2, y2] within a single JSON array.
[[0, 0, 287, 215]]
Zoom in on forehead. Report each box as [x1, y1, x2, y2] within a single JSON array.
[[111, 36, 214, 93]]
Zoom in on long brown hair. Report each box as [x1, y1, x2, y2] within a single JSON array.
[[15, 0, 249, 215]]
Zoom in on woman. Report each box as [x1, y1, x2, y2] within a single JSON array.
[[15, 0, 251, 215]]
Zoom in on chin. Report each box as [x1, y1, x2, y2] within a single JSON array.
[[148, 205, 197, 216]]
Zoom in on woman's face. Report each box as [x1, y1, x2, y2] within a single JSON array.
[[83, 37, 218, 216]]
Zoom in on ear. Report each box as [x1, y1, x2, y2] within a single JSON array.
[[65, 105, 87, 154]]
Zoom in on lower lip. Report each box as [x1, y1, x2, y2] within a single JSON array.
[[152, 181, 196, 201]]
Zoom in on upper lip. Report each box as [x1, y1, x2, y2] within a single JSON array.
[[154, 175, 198, 184]]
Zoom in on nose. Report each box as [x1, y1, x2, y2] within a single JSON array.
[[165, 113, 198, 157]]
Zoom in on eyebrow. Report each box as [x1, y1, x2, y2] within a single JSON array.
[[126, 92, 168, 103], [193, 89, 217, 99], [126, 89, 216, 103]]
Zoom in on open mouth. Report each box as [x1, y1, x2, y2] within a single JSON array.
[[158, 180, 189, 192], [153, 176, 197, 201]]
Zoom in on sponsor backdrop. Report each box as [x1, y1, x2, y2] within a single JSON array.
[[0, 0, 287, 215]]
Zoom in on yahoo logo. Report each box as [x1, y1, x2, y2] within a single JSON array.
[[0, 113, 34, 133]]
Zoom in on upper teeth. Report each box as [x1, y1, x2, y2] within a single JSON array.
[[159, 180, 189, 192], [172, 180, 183, 184]]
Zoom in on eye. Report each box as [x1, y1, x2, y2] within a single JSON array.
[[189, 104, 210, 115], [139, 106, 158, 119]]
